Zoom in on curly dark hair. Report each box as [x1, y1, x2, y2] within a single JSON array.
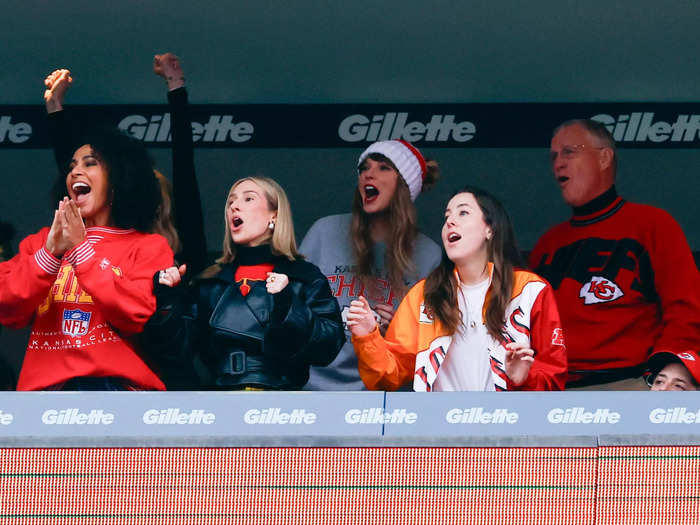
[[51, 127, 161, 232]]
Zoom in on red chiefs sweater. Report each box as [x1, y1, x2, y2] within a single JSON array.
[[530, 189, 700, 381], [0, 226, 173, 390]]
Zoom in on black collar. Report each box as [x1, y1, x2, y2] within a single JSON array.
[[205, 245, 312, 284], [235, 244, 276, 266], [570, 186, 625, 227], [572, 186, 618, 217]]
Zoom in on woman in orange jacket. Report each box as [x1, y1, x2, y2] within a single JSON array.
[[348, 186, 567, 391]]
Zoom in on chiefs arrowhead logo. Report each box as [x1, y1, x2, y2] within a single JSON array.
[[678, 352, 696, 361], [579, 276, 624, 304]]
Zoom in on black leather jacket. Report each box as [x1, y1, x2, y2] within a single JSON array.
[[148, 245, 344, 390]]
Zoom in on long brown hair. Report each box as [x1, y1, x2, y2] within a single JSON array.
[[350, 152, 439, 294], [423, 186, 523, 340]]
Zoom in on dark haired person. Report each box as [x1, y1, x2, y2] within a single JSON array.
[[301, 140, 442, 390], [530, 119, 700, 390], [647, 349, 700, 391], [43, 57, 208, 276], [0, 130, 173, 390], [152, 177, 344, 390], [43, 58, 207, 389], [348, 187, 567, 391]]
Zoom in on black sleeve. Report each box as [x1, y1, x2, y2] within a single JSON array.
[[168, 87, 208, 276], [47, 110, 74, 175], [140, 273, 202, 390], [267, 266, 345, 367]]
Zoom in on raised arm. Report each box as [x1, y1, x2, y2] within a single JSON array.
[[154, 53, 207, 275], [43, 69, 74, 173]]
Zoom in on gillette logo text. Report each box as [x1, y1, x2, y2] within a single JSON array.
[[42, 409, 114, 425], [592, 112, 700, 143], [649, 408, 700, 424], [0, 410, 13, 425], [547, 407, 620, 424], [0, 116, 31, 143], [119, 114, 253, 143], [345, 408, 417, 424], [339, 113, 476, 143], [446, 407, 519, 424], [244, 408, 316, 425], [143, 408, 215, 425]]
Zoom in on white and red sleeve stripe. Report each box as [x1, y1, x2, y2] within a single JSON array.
[[34, 247, 62, 275], [64, 240, 96, 267]]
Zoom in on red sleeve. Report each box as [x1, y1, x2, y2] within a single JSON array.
[[517, 283, 568, 391], [646, 210, 700, 355], [0, 228, 60, 328], [66, 234, 174, 336]]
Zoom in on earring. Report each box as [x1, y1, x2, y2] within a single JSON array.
[[268, 220, 275, 231]]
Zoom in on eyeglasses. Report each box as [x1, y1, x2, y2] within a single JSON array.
[[550, 144, 605, 164]]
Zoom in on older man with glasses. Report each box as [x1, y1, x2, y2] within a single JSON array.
[[529, 119, 700, 390]]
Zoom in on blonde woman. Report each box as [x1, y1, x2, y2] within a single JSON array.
[[152, 177, 344, 390]]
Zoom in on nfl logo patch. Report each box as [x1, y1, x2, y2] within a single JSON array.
[[62, 309, 92, 337]]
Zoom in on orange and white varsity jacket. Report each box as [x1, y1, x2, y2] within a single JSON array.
[[351, 268, 567, 391]]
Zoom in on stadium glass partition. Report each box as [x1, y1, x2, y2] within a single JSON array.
[[1, 391, 699, 524]]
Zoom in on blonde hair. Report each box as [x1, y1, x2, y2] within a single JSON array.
[[217, 176, 300, 263], [152, 170, 181, 253]]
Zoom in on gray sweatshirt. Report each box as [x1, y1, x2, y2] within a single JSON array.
[[300, 213, 442, 390]]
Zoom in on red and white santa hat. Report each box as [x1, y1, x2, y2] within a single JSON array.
[[357, 140, 427, 201]]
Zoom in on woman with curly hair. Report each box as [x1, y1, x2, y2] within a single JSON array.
[[0, 129, 173, 390]]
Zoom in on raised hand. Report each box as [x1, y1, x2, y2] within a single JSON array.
[[158, 264, 187, 288], [45, 199, 73, 257], [45, 203, 65, 257], [266, 272, 289, 294], [346, 296, 378, 337], [504, 341, 535, 386], [61, 199, 86, 251], [153, 52, 185, 90], [44, 69, 73, 113]]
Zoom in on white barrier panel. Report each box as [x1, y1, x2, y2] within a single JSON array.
[[0, 391, 699, 447]]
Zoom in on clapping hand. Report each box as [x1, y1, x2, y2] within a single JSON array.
[[46, 198, 86, 258], [346, 296, 378, 337]]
